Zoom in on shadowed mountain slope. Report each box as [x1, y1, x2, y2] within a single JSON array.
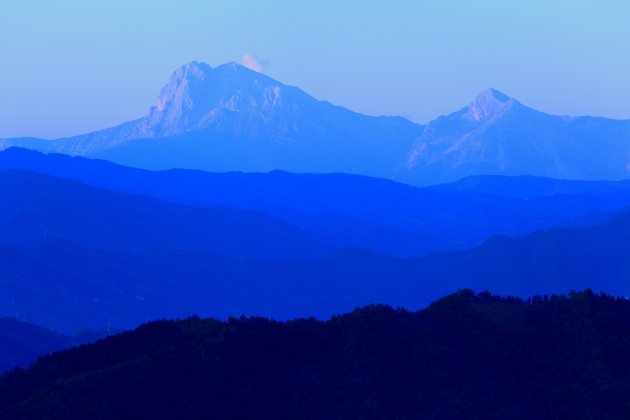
[[400, 88, 630, 185], [0, 319, 72, 374], [0, 170, 330, 260], [4, 148, 630, 256], [4, 208, 630, 333]]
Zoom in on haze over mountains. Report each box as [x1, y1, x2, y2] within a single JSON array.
[[2, 61, 630, 185], [5, 148, 630, 257], [0, 62, 420, 179], [0, 169, 330, 261], [5, 0, 630, 413], [4, 61, 630, 405], [400, 89, 630, 185], [6, 203, 630, 334], [4, 151, 630, 333]]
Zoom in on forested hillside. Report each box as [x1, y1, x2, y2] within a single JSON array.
[[2, 290, 629, 419]]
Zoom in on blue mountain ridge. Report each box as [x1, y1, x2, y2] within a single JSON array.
[[2, 152, 630, 333], [4, 148, 630, 257], [2, 62, 630, 185], [3, 208, 630, 333]]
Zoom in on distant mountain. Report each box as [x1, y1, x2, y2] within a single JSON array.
[[5, 148, 630, 256], [2, 64, 630, 185], [0, 319, 72, 373], [429, 174, 630, 198], [0, 170, 330, 260], [2, 290, 630, 419], [0, 62, 420, 177], [400, 88, 630, 185]]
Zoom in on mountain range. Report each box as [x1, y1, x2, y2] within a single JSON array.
[[4, 148, 630, 257], [0, 62, 419, 179], [2, 62, 630, 185], [399, 88, 630, 184], [0, 169, 330, 261], [3, 167, 630, 332], [3, 61, 630, 393], [3, 202, 630, 334]]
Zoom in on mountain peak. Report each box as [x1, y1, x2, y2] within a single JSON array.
[[141, 61, 301, 138], [475, 88, 511, 103], [217, 61, 252, 72], [170, 61, 213, 82], [180, 60, 213, 72], [466, 88, 517, 122]]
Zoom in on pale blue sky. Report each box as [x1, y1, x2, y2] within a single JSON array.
[[1, 0, 629, 138]]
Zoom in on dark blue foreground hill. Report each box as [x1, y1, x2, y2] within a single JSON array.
[[1, 290, 629, 419]]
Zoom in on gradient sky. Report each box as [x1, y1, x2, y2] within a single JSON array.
[[1, 0, 629, 138]]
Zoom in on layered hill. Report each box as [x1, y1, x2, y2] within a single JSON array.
[[2, 63, 630, 185], [429, 173, 630, 198], [0, 170, 330, 260], [0, 62, 420, 178], [0, 319, 73, 374], [4, 148, 630, 256], [4, 205, 630, 333], [2, 290, 629, 419], [400, 88, 630, 185]]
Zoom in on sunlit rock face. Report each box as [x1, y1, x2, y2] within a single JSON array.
[[138, 61, 307, 139], [0, 61, 421, 176]]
